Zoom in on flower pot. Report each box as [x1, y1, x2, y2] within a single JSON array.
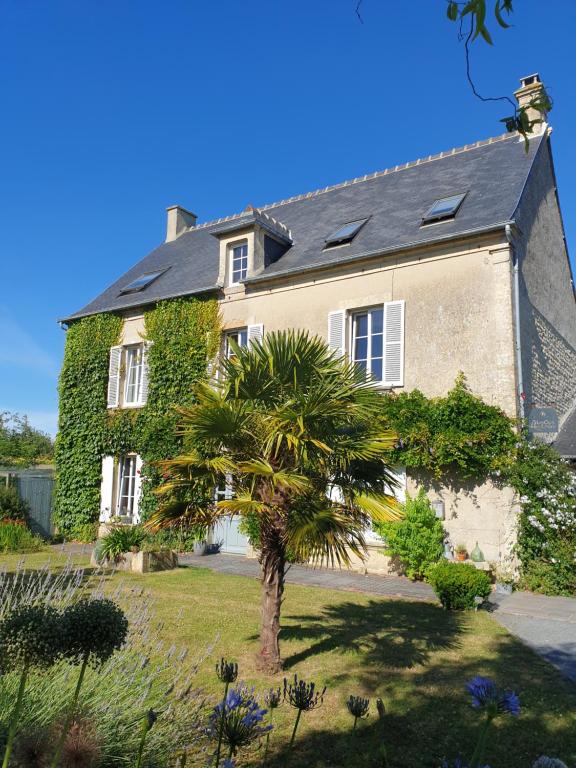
[[455, 551, 467, 562], [130, 546, 140, 553], [193, 541, 207, 556]]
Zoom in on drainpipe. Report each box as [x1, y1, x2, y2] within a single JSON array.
[[505, 224, 525, 422]]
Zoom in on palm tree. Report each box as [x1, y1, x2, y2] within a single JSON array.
[[146, 330, 402, 673]]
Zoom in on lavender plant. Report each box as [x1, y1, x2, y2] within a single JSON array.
[[283, 675, 326, 751]]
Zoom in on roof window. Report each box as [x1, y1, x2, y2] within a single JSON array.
[[325, 218, 369, 247], [119, 269, 168, 295], [422, 193, 466, 224]]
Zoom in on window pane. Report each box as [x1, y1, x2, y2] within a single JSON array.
[[371, 358, 383, 382], [355, 313, 368, 337], [371, 309, 383, 334], [371, 334, 383, 358], [354, 336, 368, 361]]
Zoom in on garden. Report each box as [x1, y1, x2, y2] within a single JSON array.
[[0, 552, 575, 768]]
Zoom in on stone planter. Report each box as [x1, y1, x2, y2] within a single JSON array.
[[91, 549, 178, 573], [193, 540, 207, 556], [495, 581, 513, 595]]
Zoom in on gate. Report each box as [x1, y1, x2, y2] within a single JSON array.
[[1, 469, 54, 539]]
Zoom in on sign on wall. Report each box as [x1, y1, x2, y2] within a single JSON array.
[[528, 407, 558, 440]]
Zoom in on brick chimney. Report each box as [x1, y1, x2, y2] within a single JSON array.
[[165, 205, 197, 242], [514, 74, 549, 127]]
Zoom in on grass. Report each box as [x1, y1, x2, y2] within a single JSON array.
[[2, 551, 576, 768]]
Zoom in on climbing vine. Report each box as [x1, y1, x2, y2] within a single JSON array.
[[54, 298, 220, 539]]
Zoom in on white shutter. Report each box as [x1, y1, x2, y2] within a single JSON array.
[[247, 324, 264, 347], [100, 456, 115, 522], [133, 455, 144, 522], [383, 301, 405, 386], [107, 346, 122, 408], [140, 342, 151, 404], [328, 310, 346, 357], [388, 466, 406, 503]]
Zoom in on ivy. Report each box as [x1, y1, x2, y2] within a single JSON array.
[[54, 298, 220, 539], [381, 374, 517, 480]]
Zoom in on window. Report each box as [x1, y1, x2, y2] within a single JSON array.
[[325, 218, 368, 248], [352, 308, 384, 382], [422, 193, 466, 224], [119, 269, 168, 295], [124, 345, 145, 405], [229, 242, 248, 284], [116, 455, 138, 518], [225, 328, 248, 359]]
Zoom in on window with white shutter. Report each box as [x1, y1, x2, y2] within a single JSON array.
[[327, 310, 346, 357], [107, 346, 122, 408], [100, 456, 115, 522], [383, 300, 405, 387], [351, 301, 404, 387], [247, 324, 264, 347], [140, 342, 151, 404]]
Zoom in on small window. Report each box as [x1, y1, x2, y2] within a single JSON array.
[[116, 455, 138, 518], [422, 193, 466, 224], [124, 345, 145, 405], [119, 269, 167, 295], [229, 243, 248, 284], [225, 329, 248, 360], [325, 218, 368, 248], [352, 308, 384, 383]]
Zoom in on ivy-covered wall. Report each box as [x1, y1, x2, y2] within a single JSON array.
[[53, 297, 220, 539]]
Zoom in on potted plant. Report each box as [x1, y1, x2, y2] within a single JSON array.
[[455, 544, 468, 562]]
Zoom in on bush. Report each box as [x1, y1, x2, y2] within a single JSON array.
[[427, 561, 491, 610], [520, 555, 576, 597], [98, 526, 146, 562], [0, 486, 28, 523], [0, 523, 43, 554], [375, 489, 445, 580]]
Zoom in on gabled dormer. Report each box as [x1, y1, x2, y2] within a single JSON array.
[[210, 206, 292, 289]]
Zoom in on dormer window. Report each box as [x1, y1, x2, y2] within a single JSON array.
[[229, 242, 248, 285], [421, 193, 467, 224]]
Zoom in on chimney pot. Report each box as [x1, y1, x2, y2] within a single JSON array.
[[166, 205, 197, 242]]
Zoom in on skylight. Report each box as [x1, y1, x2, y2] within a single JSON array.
[[119, 269, 168, 295], [422, 193, 466, 224], [325, 218, 368, 247]]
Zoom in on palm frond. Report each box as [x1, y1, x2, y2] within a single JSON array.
[[353, 492, 404, 523]]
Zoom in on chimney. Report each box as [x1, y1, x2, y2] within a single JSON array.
[[514, 73, 549, 127], [165, 205, 197, 242]]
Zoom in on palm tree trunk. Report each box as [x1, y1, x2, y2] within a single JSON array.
[[257, 545, 285, 674]]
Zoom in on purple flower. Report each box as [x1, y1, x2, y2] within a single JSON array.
[[222, 760, 235, 768], [465, 676, 520, 717], [208, 684, 272, 755]]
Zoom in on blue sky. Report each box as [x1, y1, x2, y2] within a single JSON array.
[[1, 0, 574, 437]]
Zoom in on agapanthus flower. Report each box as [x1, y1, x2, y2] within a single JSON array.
[[532, 758, 568, 768], [465, 676, 520, 718], [441, 760, 491, 768], [208, 684, 271, 755]]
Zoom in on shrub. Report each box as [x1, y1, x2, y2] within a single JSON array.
[[427, 561, 491, 610], [519, 554, 576, 597], [375, 489, 445, 580], [98, 526, 146, 561], [0, 523, 43, 553], [0, 485, 28, 522]]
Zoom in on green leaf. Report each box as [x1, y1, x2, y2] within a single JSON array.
[[446, 1, 459, 21], [494, 0, 511, 28]]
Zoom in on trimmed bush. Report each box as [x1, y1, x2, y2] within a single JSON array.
[[427, 561, 491, 610], [0, 485, 28, 523], [0, 522, 43, 553], [375, 489, 445, 580]]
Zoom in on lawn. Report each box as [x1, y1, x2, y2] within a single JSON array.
[[1, 550, 575, 768]]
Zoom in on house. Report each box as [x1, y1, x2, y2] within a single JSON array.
[[59, 75, 576, 569]]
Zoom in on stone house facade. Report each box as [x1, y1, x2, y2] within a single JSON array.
[[60, 76, 576, 570]]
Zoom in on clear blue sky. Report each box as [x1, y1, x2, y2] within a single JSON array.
[[1, 0, 574, 437]]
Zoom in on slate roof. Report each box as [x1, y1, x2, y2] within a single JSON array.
[[554, 402, 576, 459], [62, 131, 545, 322]]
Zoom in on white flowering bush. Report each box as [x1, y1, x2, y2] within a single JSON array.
[[507, 440, 576, 595]]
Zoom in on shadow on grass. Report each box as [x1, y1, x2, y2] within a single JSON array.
[[264, 629, 576, 768], [280, 599, 464, 676]]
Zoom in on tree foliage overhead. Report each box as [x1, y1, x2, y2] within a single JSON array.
[[0, 412, 54, 468]]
